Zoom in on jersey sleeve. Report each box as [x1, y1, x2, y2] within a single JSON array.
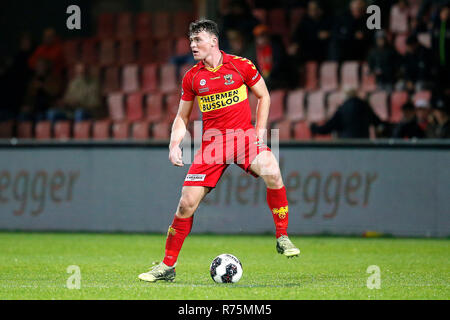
[[181, 70, 195, 101], [239, 58, 261, 87]]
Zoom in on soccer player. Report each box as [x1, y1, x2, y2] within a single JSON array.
[[138, 20, 300, 282]]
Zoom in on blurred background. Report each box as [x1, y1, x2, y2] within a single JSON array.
[[0, 0, 449, 140]]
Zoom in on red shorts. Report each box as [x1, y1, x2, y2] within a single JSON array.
[[183, 128, 270, 188]]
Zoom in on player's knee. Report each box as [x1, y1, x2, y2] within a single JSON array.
[[264, 172, 284, 189], [177, 195, 197, 217]]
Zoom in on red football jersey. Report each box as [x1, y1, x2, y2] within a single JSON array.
[[181, 50, 261, 133]]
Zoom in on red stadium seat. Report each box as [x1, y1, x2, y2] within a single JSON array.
[[112, 121, 130, 140], [165, 92, 181, 121], [306, 91, 326, 122], [152, 120, 170, 139], [35, 121, 51, 140], [17, 121, 33, 139], [97, 13, 116, 39], [153, 12, 171, 40], [0, 120, 14, 138], [319, 61, 338, 92], [361, 62, 377, 93], [175, 37, 191, 56], [179, 63, 194, 81], [118, 39, 136, 65], [126, 92, 144, 121], [102, 66, 120, 94], [107, 93, 125, 121], [141, 63, 158, 93], [268, 8, 288, 36], [93, 120, 111, 140], [173, 12, 193, 38], [73, 121, 92, 140], [132, 121, 150, 140], [116, 12, 134, 40], [294, 121, 312, 140], [368, 91, 388, 121], [340, 61, 360, 90], [390, 4, 409, 34], [273, 120, 292, 141], [304, 61, 318, 91], [135, 12, 152, 39], [122, 64, 140, 93], [155, 39, 174, 63], [160, 63, 178, 94], [286, 89, 305, 121], [394, 34, 408, 56], [54, 121, 72, 140], [269, 90, 286, 122], [63, 40, 80, 65], [390, 91, 409, 123], [137, 38, 155, 64], [327, 91, 346, 118], [81, 38, 98, 65], [145, 93, 164, 122], [99, 39, 116, 67]]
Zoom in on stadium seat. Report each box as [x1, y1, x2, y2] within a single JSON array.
[[390, 4, 409, 34], [294, 121, 312, 140], [102, 66, 120, 94], [340, 61, 360, 90], [269, 90, 286, 122], [97, 13, 116, 39], [17, 121, 33, 139], [93, 120, 111, 140], [306, 91, 326, 122], [112, 121, 130, 140], [145, 93, 164, 122], [0, 120, 14, 138], [63, 40, 80, 65], [141, 64, 158, 92], [155, 39, 174, 63], [179, 63, 194, 81], [116, 12, 134, 40], [368, 91, 389, 121], [81, 38, 98, 65], [175, 37, 191, 56], [289, 7, 305, 33], [320, 62, 338, 92], [273, 120, 292, 141], [165, 92, 181, 121], [394, 34, 408, 56], [327, 91, 346, 118], [304, 61, 318, 91], [137, 38, 155, 64], [135, 12, 152, 39], [122, 64, 140, 93], [132, 121, 150, 140], [153, 12, 171, 40], [54, 121, 72, 140], [99, 39, 116, 67], [73, 121, 92, 140], [107, 93, 125, 121], [252, 9, 268, 24], [160, 63, 178, 94], [152, 120, 171, 139], [35, 121, 52, 140], [390, 91, 409, 123], [173, 12, 193, 38], [118, 39, 136, 65], [286, 89, 305, 121], [126, 92, 144, 121], [268, 8, 288, 36], [361, 62, 377, 93]]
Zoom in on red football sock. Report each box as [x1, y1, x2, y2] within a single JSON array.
[[266, 186, 289, 238], [163, 215, 193, 267]]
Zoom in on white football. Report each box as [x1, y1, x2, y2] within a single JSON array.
[[210, 253, 243, 283]]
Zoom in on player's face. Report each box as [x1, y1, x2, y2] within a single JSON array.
[[189, 31, 216, 61]]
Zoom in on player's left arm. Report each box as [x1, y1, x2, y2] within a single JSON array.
[[250, 77, 271, 141]]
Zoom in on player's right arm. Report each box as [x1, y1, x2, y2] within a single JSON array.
[[169, 99, 194, 167]]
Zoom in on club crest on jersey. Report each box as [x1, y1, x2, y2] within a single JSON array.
[[224, 74, 234, 85]]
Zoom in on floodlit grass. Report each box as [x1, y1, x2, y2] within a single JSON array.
[[0, 232, 448, 300]]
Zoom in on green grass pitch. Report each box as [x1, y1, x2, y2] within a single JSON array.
[[0, 232, 448, 300]]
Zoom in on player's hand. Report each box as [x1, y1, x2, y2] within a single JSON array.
[[169, 146, 184, 167]]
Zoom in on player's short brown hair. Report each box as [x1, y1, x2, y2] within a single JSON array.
[[189, 19, 219, 38]]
